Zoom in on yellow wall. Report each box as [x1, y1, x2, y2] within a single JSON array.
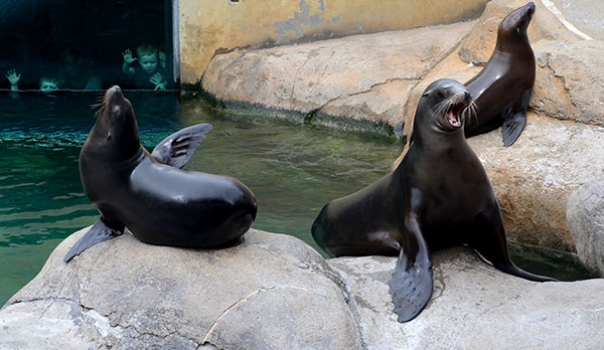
[[179, 0, 489, 85]]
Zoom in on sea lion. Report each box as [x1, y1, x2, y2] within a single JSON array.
[[64, 85, 258, 262], [391, 2, 536, 170], [311, 79, 554, 323], [464, 1, 536, 146]]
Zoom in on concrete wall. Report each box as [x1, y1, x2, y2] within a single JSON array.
[[178, 0, 489, 86]]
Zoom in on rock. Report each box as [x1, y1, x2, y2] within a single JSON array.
[[466, 113, 604, 250], [532, 40, 604, 125], [201, 21, 476, 132], [567, 179, 604, 277], [0, 227, 362, 349], [3, 227, 603, 349], [329, 247, 604, 349]]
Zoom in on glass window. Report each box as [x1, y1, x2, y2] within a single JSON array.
[[1, 0, 175, 91]]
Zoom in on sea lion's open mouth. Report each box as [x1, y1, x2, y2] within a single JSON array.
[[445, 101, 467, 128]]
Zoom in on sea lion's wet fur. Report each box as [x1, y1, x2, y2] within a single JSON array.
[[393, 2, 536, 170], [312, 79, 554, 323], [464, 1, 536, 144], [65, 86, 258, 262]]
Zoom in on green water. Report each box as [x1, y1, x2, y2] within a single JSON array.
[[0, 91, 593, 306]]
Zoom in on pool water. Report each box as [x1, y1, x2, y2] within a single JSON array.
[[0, 91, 594, 305]]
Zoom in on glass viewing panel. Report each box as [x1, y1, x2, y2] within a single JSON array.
[[0, 0, 174, 92]]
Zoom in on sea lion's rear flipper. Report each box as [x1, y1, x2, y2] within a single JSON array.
[[64, 219, 123, 263], [388, 216, 433, 322], [151, 123, 213, 168], [501, 89, 531, 146]]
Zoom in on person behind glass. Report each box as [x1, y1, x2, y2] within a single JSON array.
[[59, 49, 102, 90], [122, 44, 169, 90], [5, 69, 61, 94]]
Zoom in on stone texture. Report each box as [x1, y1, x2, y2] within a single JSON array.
[[532, 40, 604, 125], [201, 21, 476, 130], [0, 228, 362, 350], [329, 247, 604, 350], [567, 179, 604, 276], [467, 114, 604, 250], [2, 227, 603, 349]]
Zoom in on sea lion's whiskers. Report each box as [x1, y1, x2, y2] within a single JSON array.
[[434, 91, 468, 118], [462, 101, 479, 125]]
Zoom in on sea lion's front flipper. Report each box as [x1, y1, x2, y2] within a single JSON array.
[[151, 123, 213, 168], [64, 219, 123, 263], [388, 215, 433, 323], [502, 111, 527, 146], [501, 89, 530, 146]]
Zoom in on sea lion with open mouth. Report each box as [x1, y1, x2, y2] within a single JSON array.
[[312, 79, 555, 323]]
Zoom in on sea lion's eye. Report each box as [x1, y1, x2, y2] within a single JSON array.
[[112, 105, 121, 115]]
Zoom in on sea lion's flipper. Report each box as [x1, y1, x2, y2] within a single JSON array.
[[388, 215, 433, 322], [501, 111, 526, 146], [64, 219, 123, 263], [501, 89, 531, 146], [151, 123, 213, 168], [471, 204, 557, 282]]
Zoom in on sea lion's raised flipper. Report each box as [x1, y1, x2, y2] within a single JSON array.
[[502, 88, 531, 146], [151, 123, 213, 168], [64, 219, 123, 263], [388, 215, 433, 323]]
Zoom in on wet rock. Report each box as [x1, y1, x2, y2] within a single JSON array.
[[0, 228, 362, 350], [567, 179, 604, 277], [329, 247, 604, 349]]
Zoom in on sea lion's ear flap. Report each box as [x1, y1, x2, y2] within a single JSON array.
[[151, 123, 213, 169]]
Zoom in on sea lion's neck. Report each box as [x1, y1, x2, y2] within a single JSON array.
[[85, 115, 142, 162], [413, 132, 470, 163]]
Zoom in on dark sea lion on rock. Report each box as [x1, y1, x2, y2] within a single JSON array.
[[311, 79, 555, 323], [391, 2, 536, 170], [64, 86, 258, 262], [464, 1, 536, 146]]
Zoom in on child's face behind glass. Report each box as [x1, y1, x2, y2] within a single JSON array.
[[139, 54, 158, 74], [40, 80, 59, 93]]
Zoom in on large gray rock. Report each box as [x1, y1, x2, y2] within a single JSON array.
[[329, 247, 604, 349], [2, 227, 603, 349], [567, 179, 604, 277], [0, 228, 362, 350]]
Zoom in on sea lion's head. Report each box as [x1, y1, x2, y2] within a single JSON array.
[[498, 2, 535, 50], [414, 79, 473, 139], [89, 86, 141, 157]]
